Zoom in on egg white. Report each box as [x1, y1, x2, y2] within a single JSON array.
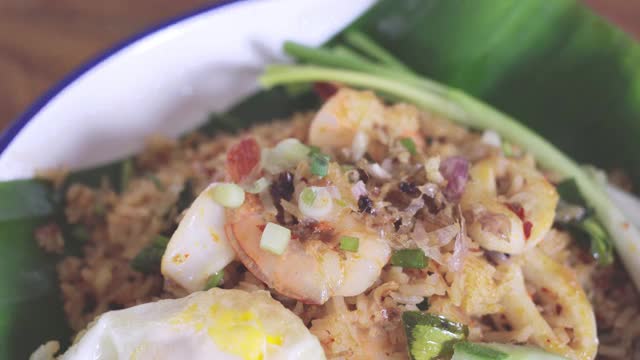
[[60, 288, 325, 360]]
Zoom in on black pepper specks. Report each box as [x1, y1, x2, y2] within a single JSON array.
[[399, 181, 420, 197], [270, 171, 295, 224], [356, 168, 370, 184], [358, 195, 375, 214]]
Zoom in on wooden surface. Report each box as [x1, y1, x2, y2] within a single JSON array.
[[0, 0, 638, 131]]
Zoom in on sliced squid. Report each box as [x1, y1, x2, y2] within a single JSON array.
[[161, 183, 236, 293], [500, 249, 597, 360], [461, 156, 558, 254]]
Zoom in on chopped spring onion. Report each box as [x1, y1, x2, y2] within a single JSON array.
[[335, 198, 347, 207], [339, 236, 359, 252], [391, 249, 427, 269], [309, 150, 330, 177], [246, 177, 271, 194], [146, 173, 165, 190], [342, 164, 356, 172], [205, 270, 225, 290], [283, 82, 311, 96], [399, 137, 417, 155], [298, 186, 333, 220], [556, 178, 613, 265], [260, 222, 291, 255], [209, 183, 245, 208], [501, 142, 514, 157], [578, 217, 613, 265], [120, 158, 134, 193], [300, 187, 317, 205], [263, 138, 310, 174]]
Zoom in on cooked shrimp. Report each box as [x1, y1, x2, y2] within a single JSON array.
[[309, 88, 423, 158], [461, 156, 558, 254], [225, 194, 391, 304], [500, 249, 597, 360]]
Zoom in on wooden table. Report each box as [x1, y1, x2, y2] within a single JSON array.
[[0, 0, 638, 131]]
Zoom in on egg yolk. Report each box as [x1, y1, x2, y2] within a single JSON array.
[[171, 303, 283, 360]]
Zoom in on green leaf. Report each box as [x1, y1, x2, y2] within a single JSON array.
[[198, 86, 319, 136], [0, 180, 55, 222], [556, 179, 586, 207], [0, 182, 71, 358], [343, 0, 640, 188], [131, 235, 170, 274], [555, 179, 613, 264], [175, 179, 195, 214], [402, 311, 468, 360]]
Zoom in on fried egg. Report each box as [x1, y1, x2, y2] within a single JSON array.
[[162, 183, 236, 293], [59, 288, 325, 360]]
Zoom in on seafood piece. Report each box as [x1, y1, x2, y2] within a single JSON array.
[[501, 249, 597, 360], [309, 88, 385, 151], [162, 184, 236, 293], [461, 156, 558, 254], [225, 194, 391, 304], [309, 88, 423, 158]]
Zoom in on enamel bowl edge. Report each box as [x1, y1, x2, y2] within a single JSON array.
[[0, 0, 375, 181]]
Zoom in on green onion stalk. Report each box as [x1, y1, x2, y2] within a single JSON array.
[[259, 32, 640, 290]]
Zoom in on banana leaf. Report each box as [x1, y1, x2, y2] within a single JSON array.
[[0, 163, 127, 358], [341, 0, 640, 188], [1, 0, 639, 357], [0, 180, 67, 359]]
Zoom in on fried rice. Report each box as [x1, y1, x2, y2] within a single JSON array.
[[36, 90, 640, 359]]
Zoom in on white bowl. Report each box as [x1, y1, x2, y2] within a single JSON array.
[[0, 0, 375, 181]]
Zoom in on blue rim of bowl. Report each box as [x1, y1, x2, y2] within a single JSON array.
[[0, 0, 245, 156]]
